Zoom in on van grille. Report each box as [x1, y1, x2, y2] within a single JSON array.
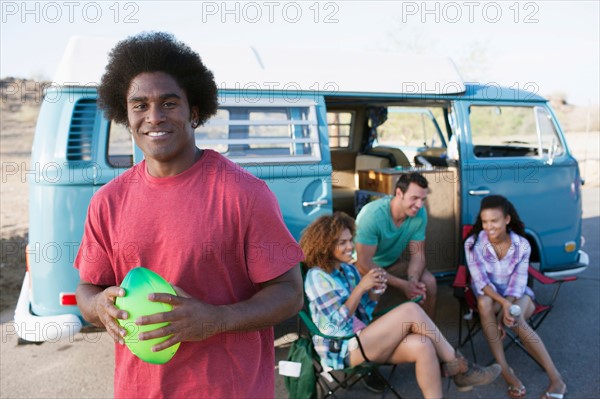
[[67, 99, 97, 161]]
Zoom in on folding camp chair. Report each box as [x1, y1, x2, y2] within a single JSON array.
[[296, 308, 402, 398], [453, 259, 577, 368], [290, 264, 422, 398]]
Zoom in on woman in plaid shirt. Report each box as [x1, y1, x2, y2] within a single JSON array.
[[301, 212, 501, 398], [465, 195, 567, 399]]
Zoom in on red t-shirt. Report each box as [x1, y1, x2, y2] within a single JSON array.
[[75, 150, 303, 398]]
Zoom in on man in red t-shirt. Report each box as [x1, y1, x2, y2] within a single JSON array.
[[75, 32, 304, 398]]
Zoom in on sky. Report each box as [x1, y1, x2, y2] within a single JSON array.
[[1, 0, 599, 106]]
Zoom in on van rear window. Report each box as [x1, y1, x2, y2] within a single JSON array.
[[108, 122, 134, 168], [196, 102, 321, 164], [327, 111, 353, 148]]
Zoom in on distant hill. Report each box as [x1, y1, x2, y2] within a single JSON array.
[[1, 78, 50, 113], [548, 93, 600, 133]]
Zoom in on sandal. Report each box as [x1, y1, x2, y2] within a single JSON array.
[[543, 393, 565, 399], [508, 384, 526, 399], [542, 387, 567, 399]]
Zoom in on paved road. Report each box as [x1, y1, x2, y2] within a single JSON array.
[[1, 187, 598, 398]]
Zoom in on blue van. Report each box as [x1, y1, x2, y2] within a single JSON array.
[[15, 37, 588, 341]]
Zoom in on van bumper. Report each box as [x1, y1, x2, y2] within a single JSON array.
[[544, 250, 589, 278], [14, 272, 82, 342]]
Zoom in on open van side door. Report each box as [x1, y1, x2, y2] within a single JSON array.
[[458, 100, 584, 273]]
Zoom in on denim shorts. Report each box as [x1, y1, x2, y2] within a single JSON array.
[[343, 333, 361, 367]]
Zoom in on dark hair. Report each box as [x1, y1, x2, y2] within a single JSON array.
[[467, 195, 526, 249], [299, 212, 356, 274], [395, 172, 428, 194], [98, 31, 218, 127]]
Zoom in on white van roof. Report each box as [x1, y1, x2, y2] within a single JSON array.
[[54, 36, 465, 95]]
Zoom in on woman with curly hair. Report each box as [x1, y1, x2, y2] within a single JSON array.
[[300, 212, 501, 398], [465, 195, 567, 399]]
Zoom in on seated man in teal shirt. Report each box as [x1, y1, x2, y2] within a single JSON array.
[[355, 172, 437, 318]]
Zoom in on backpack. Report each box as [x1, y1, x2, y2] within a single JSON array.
[[284, 337, 317, 399]]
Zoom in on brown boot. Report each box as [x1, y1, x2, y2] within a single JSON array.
[[442, 350, 502, 392]]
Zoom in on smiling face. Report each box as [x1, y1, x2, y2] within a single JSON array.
[[332, 228, 354, 266], [126, 72, 199, 177], [480, 207, 511, 243], [394, 183, 428, 219]]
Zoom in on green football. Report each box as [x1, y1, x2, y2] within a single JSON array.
[[114, 267, 180, 364]]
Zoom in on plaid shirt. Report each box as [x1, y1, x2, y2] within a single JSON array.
[[465, 230, 534, 299], [304, 263, 376, 370]]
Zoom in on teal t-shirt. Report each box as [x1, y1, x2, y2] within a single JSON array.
[[355, 196, 427, 267]]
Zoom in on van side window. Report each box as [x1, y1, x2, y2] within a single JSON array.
[[107, 122, 134, 168], [195, 102, 321, 164], [327, 111, 353, 148], [470, 105, 564, 158], [196, 109, 230, 154], [376, 106, 447, 161]]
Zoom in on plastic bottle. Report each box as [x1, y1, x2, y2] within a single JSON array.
[[505, 304, 522, 327]]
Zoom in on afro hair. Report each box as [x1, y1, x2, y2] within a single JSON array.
[[97, 31, 218, 126]]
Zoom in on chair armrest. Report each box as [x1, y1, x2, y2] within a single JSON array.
[[298, 310, 356, 341], [528, 266, 577, 285]]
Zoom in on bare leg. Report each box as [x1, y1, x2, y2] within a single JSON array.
[[420, 269, 437, 320], [351, 301, 501, 396], [477, 295, 523, 389], [512, 296, 566, 397], [370, 334, 443, 399], [349, 302, 452, 399], [350, 301, 455, 365]]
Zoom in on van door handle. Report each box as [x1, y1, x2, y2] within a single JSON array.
[[302, 199, 328, 207], [468, 190, 491, 196]]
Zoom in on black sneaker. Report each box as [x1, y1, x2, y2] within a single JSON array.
[[362, 371, 385, 393]]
